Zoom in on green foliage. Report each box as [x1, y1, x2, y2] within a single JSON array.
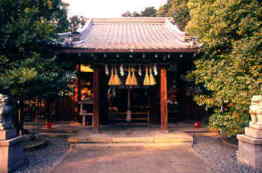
[[122, 7, 157, 17], [141, 7, 157, 17], [157, 0, 190, 30], [0, 0, 69, 50], [186, 0, 262, 137], [209, 110, 249, 137], [0, 0, 72, 100]]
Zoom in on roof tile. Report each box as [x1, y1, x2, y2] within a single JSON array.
[[73, 17, 198, 52]]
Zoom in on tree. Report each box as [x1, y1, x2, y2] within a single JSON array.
[[157, 0, 190, 30], [186, 0, 262, 137], [122, 7, 157, 17], [141, 7, 157, 17], [69, 15, 87, 32], [0, 0, 72, 134], [157, 4, 169, 17], [132, 11, 141, 17]]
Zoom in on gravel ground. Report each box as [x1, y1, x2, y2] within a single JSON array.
[[193, 135, 262, 173], [9, 126, 262, 173], [14, 137, 70, 173]]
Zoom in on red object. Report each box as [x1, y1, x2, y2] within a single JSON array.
[[194, 121, 201, 128], [46, 122, 53, 129]]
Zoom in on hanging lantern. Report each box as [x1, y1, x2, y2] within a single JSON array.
[[149, 67, 156, 86], [143, 67, 150, 86], [125, 67, 132, 86]]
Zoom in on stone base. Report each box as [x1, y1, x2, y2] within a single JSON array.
[[245, 126, 262, 139], [249, 123, 262, 130], [237, 134, 262, 169], [0, 129, 16, 140], [0, 136, 27, 173]]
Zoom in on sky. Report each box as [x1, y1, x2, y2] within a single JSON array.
[[62, 0, 167, 18]]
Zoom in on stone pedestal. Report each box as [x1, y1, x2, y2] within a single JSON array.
[[237, 95, 262, 169], [237, 128, 262, 169], [0, 129, 16, 140], [0, 129, 27, 173]]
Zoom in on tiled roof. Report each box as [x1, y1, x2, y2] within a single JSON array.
[[68, 17, 199, 53]]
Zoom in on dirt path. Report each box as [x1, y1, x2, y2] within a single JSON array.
[[52, 145, 211, 173]]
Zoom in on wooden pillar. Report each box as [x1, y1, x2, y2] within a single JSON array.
[[73, 64, 81, 120], [160, 67, 168, 130], [76, 64, 81, 102], [93, 67, 100, 130]]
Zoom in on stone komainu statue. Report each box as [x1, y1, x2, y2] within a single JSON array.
[[0, 93, 14, 130], [249, 95, 262, 126]]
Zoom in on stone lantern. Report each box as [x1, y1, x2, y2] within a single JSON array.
[[0, 94, 27, 173], [0, 94, 15, 132], [237, 95, 262, 169]]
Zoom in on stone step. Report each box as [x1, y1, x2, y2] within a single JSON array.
[[74, 142, 192, 148], [68, 132, 193, 146]]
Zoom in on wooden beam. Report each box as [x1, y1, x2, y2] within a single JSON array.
[[160, 67, 168, 130], [93, 68, 100, 130], [58, 48, 198, 54]]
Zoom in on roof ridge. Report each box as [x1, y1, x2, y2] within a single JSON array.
[[90, 17, 172, 24]]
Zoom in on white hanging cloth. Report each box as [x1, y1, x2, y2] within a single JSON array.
[[120, 64, 124, 77], [105, 65, 109, 76], [153, 64, 158, 76]]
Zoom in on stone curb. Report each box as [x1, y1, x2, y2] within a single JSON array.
[[220, 138, 238, 149], [47, 143, 73, 173]]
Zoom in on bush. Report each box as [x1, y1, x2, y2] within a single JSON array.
[[185, 0, 261, 137], [209, 111, 249, 137]]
